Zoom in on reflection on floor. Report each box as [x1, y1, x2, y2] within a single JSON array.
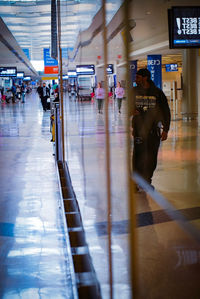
[[64, 94, 200, 299]]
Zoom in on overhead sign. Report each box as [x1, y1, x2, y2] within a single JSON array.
[[17, 72, 24, 78], [76, 65, 95, 75], [24, 76, 31, 81], [147, 55, 162, 89], [107, 64, 114, 74], [0, 67, 17, 77], [168, 6, 200, 48], [130, 60, 137, 86], [67, 70, 77, 77], [165, 63, 178, 72], [44, 48, 58, 74]]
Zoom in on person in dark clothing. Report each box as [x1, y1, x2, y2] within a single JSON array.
[[132, 68, 171, 188], [39, 82, 50, 111], [37, 83, 43, 97]]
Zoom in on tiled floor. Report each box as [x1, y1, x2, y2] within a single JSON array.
[[64, 94, 200, 298], [0, 92, 77, 299], [1, 91, 199, 299]]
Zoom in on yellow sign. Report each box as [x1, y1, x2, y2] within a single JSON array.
[[42, 76, 58, 80]]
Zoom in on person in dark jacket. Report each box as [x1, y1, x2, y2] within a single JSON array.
[[132, 68, 171, 188], [39, 82, 50, 111]]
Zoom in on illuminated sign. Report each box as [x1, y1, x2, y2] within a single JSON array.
[[165, 63, 178, 72], [168, 6, 200, 48], [76, 65, 95, 75], [43, 48, 58, 74], [107, 64, 114, 74], [17, 72, 24, 78], [0, 67, 17, 77], [24, 76, 31, 81], [62, 75, 68, 80], [67, 70, 77, 77]]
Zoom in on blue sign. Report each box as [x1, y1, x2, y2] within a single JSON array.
[[130, 60, 137, 86], [43, 48, 58, 66], [147, 55, 162, 89], [22, 48, 30, 60]]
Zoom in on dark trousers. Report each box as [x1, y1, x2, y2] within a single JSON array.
[[117, 98, 123, 111], [41, 96, 48, 111], [132, 130, 160, 184], [97, 99, 104, 112]]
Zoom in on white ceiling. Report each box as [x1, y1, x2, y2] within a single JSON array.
[[0, 0, 122, 61]]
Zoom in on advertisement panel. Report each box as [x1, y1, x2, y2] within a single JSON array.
[[147, 55, 162, 89]]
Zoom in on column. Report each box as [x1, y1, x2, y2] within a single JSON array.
[[181, 49, 198, 120], [198, 50, 200, 125]]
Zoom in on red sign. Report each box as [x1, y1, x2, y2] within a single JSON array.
[[44, 66, 58, 74]]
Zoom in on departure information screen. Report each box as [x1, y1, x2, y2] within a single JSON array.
[[168, 6, 200, 48], [0, 67, 17, 77], [76, 65, 95, 75]]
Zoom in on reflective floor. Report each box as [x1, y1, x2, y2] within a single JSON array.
[[1, 92, 200, 299], [64, 95, 200, 298], [0, 93, 76, 298]]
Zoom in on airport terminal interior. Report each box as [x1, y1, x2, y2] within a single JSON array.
[[0, 0, 200, 298]]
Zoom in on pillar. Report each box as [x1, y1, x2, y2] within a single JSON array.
[[181, 49, 198, 120], [198, 49, 200, 125]]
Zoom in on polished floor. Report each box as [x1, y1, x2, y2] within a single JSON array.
[[64, 95, 200, 298], [0, 93, 77, 298], [0, 92, 200, 299]]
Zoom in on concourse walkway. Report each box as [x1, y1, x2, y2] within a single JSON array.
[[0, 92, 76, 298], [64, 94, 200, 299]]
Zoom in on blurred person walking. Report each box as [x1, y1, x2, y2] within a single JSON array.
[[95, 82, 105, 114], [115, 81, 125, 113]]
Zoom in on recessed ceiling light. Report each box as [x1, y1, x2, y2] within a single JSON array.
[[146, 11, 151, 15]]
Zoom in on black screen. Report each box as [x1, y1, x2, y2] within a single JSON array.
[[168, 6, 200, 48]]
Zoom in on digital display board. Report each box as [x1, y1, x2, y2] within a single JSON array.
[[107, 64, 114, 74], [165, 63, 178, 72], [23, 76, 31, 81], [63, 75, 68, 80], [67, 70, 77, 77], [17, 72, 24, 78], [76, 65, 95, 75], [168, 6, 200, 48], [0, 67, 17, 77]]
